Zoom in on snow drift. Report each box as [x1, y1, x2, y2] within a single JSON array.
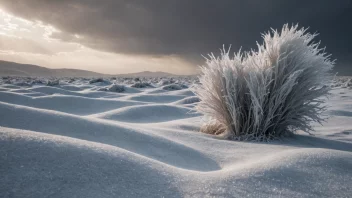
[[0, 74, 351, 197]]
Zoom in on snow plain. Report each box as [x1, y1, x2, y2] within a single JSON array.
[[0, 76, 351, 198]]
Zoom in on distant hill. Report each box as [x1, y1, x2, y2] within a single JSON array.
[[0, 60, 104, 77], [0, 60, 180, 77]]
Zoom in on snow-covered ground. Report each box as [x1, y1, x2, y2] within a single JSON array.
[[0, 76, 351, 197]]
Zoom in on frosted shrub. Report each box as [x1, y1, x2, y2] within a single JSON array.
[[158, 78, 175, 86], [31, 79, 45, 85], [193, 24, 334, 141], [131, 82, 153, 88], [46, 80, 60, 86], [89, 78, 105, 84], [107, 84, 125, 92], [162, 84, 188, 91]]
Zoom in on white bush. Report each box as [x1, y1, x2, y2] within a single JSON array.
[[46, 80, 60, 86], [131, 82, 153, 88], [107, 84, 125, 92], [89, 78, 105, 84], [162, 84, 188, 91], [193, 24, 334, 141]]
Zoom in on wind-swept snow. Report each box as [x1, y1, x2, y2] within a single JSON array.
[[0, 76, 352, 197]]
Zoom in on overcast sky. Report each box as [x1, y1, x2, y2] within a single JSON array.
[[0, 0, 351, 74]]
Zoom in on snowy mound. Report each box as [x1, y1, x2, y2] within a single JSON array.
[[92, 104, 200, 123]]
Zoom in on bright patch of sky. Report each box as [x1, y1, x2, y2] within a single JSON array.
[[0, 9, 196, 74]]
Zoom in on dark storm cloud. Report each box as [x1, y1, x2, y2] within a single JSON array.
[[1, 0, 352, 73]]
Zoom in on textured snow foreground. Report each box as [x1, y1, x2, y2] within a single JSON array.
[[0, 77, 352, 198]]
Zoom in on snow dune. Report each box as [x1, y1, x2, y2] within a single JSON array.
[[0, 91, 142, 115], [90, 104, 200, 123], [1, 78, 352, 197]]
